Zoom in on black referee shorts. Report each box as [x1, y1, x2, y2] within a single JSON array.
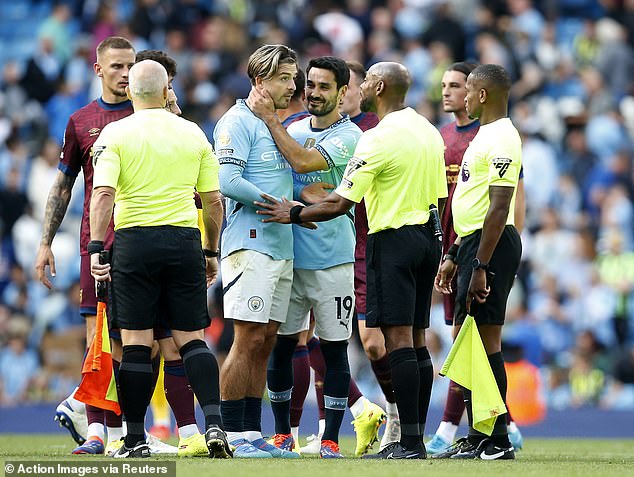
[[365, 224, 441, 329], [454, 225, 522, 326], [110, 226, 211, 332]]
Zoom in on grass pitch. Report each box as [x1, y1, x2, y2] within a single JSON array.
[[1, 435, 633, 477]]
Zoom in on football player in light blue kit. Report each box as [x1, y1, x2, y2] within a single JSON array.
[[213, 44, 301, 459], [249, 56, 361, 458]]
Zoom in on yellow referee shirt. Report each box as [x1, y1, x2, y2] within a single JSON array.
[[93, 108, 219, 230], [452, 117, 522, 237], [335, 108, 447, 234]]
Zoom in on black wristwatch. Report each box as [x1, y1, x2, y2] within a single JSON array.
[[472, 257, 489, 271], [203, 249, 220, 258], [442, 253, 456, 263]]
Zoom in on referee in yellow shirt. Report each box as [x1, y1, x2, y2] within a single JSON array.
[[435, 64, 522, 460], [88, 60, 231, 459], [256, 62, 447, 459]]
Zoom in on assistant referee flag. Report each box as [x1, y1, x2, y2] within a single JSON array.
[[75, 303, 121, 415], [440, 315, 506, 435]]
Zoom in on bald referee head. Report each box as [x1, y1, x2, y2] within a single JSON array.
[[126, 59, 169, 109], [359, 62, 411, 119], [464, 64, 511, 123]]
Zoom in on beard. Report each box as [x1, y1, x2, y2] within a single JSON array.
[[360, 95, 375, 113], [307, 96, 337, 117]]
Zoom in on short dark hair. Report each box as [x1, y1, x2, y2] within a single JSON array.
[[470, 64, 512, 92], [290, 69, 306, 101], [346, 60, 367, 83], [447, 62, 479, 78], [96, 36, 135, 59], [307, 56, 350, 90], [247, 44, 297, 85], [136, 50, 177, 78]]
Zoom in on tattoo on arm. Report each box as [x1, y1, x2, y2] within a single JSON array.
[[41, 173, 76, 246]]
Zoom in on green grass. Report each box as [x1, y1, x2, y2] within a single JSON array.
[[1, 435, 633, 477]]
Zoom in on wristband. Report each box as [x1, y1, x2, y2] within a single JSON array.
[[447, 243, 459, 256], [87, 240, 105, 255], [203, 249, 220, 258], [289, 205, 304, 224]]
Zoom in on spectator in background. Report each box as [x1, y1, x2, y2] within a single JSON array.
[[20, 36, 62, 105], [38, 2, 74, 64], [0, 317, 41, 405]]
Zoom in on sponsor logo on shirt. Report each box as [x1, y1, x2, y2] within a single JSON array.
[[261, 151, 285, 162], [88, 128, 101, 137]]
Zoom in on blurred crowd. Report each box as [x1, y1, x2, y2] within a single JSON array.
[[1, 0, 634, 416]]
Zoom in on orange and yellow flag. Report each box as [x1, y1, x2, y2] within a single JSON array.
[[75, 301, 120, 415]]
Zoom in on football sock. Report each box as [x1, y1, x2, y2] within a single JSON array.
[[416, 346, 433, 438], [290, 345, 310, 428], [179, 339, 222, 428], [164, 359, 196, 427], [320, 341, 350, 443], [119, 345, 153, 447], [442, 380, 465, 426], [267, 336, 297, 434], [389, 347, 420, 450], [308, 337, 327, 420], [243, 396, 263, 438], [221, 399, 244, 434], [370, 353, 396, 403], [348, 377, 363, 408], [488, 352, 511, 447]]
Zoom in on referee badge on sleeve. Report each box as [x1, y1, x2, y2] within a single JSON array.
[[344, 156, 366, 177], [91, 145, 106, 166], [493, 157, 512, 177]]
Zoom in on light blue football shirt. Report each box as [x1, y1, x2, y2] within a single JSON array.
[[289, 116, 361, 269], [214, 100, 294, 260]]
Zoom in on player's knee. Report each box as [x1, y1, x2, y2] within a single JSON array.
[[363, 342, 385, 361]]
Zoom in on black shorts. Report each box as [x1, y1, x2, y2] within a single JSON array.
[[366, 224, 441, 329], [110, 226, 211, 332], [454, 225, 522, 326]]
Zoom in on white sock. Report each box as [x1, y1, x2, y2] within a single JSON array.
[[436, 421, 458, 443], [226, 431, 245, 443], [291, 426, 299, 444], [349, 396, 367, 419], [317, 419, 325, 438], [178, 424, 199, 439], [244, 431, 263, 442], [386, 401, 398, 417], [87, 423, 105, 441], [107, 427, 124, 443], [508, 421, 518, 433]]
